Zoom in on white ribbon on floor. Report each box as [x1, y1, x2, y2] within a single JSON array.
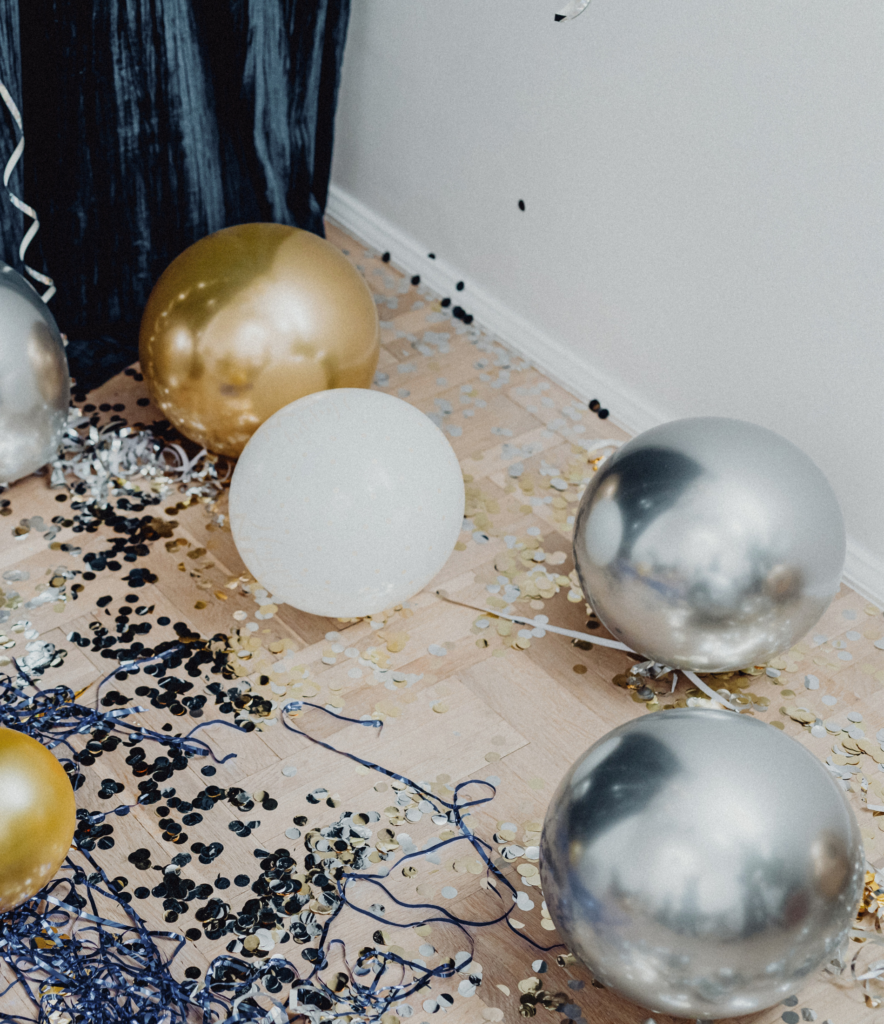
[[436, 589, 737, 710]]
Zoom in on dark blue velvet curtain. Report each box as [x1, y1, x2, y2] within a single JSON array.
[[0, 0, 350, 390]]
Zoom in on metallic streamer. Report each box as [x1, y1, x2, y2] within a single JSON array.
[[0, 78, 54, 301]]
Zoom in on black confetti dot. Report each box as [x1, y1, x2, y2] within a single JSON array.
[[410, 274, 420, 285], [599, 408, 609, 419], [134, 886, 149, 899], [215, 877, 231, 889], [456, 281, 464, 291], [381, 251, 390, 262], [518, 199, 525, 211], [234, 874, 250, 887], [588, 398, 600, 411]]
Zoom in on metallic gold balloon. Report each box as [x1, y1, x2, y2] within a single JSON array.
[[139, 223, 380, 457], [541, 709, 864, 1019], [0, 727, 76, 913]]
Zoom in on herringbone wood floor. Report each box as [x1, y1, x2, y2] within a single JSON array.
[[0, 220, 880, 1024]]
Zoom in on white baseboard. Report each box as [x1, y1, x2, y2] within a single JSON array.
[[843, 542, 884, 610], [326, 184, 667, 436], [326, 183, 884, 610]]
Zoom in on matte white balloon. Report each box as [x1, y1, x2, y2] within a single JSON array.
[[229, 389, 465, 617]]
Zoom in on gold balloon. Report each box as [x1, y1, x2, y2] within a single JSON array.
[[139, 223, 380, 457], [0, 727, 76, 913]]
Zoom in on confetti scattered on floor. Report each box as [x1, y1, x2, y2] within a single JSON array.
[[0, 222, 880, 1023]]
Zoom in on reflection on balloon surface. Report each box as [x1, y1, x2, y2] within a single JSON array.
[[573, 418, 845, 671], [0, 727, 77, 912], [139, 224, 379, 457], [0, 265, 69, 483], [541, 710, 864, 1019]]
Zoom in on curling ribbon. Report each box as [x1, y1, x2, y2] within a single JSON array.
[[555, 0, 593, 22], [0, 77, 55, 301], [436, 590, 738, 710]]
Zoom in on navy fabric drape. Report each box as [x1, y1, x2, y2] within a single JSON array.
[[0, 1, 350, 390]]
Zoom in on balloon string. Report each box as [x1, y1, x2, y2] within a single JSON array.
[[681, 669, 736, 710], [434, 591, 737, 711], [434, 590, 633, 651], [0, 78, 55, 301]]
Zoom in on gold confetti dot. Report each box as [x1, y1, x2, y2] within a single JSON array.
[[432, 703, 449, 714], [484, 751, 501, 762], [573, 664, 587, 675]]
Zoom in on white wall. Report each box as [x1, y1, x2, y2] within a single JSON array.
[[329, 0, 884, 604]]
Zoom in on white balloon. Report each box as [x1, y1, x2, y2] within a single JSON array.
[[228, 388, 465, 617]]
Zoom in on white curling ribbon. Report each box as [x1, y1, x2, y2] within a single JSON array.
[[0, 78, 55, 301], [436, 590, 738, 710], [555, 0, 593, 22]]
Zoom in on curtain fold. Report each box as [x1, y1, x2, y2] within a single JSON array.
[[0, 5, 23, 272], [1, 0, 350, 388]]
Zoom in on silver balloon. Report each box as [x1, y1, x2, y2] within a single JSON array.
[[0, 265, 69, 483], [573, 417, 845, 672], [540, 709, 864, 1020]]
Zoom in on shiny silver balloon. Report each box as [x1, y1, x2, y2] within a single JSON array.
[[573, 417, 845, 672], [0, 265, 69, 483], [541, 709, 864, 1020]]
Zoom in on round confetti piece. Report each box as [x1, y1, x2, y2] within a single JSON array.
[[440, 885, 458, 899]]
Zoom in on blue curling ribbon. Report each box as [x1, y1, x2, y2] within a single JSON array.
[[281, 701, 563, 954], [0, 676, 562, 1024]]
